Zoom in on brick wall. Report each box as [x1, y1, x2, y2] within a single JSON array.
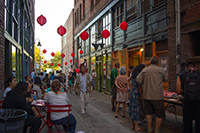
[[0, 0, 5, 93], [74, 0, 111, 35], [168, 0, 200, 91], [62, 9, 74, 74]]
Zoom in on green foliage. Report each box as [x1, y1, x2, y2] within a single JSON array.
[[34, 45, 61, 71], [12, 52, 16, 70]]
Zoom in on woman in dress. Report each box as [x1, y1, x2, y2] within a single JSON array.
[[115, 66, 132, 117], [129, 63, 146, 131], [45, 80, 77, 133]]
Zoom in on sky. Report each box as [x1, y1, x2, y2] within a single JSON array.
[[35, 0, 74, 60]]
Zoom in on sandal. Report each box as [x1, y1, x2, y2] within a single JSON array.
[[122, 115, 125, 118], [114, 115, 118, 118], [135, 128, 144, 132]]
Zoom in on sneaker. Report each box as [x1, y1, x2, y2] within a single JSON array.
[[84, 108, 86, 112], [81, 113, 85, 117]]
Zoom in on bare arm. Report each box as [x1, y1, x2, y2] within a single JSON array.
[[176, 76, 182, 94], [128, 76, 132, 82], [74, 83, 78, 95], [138, 84, 143, 100], [115, 77, 121, 90]]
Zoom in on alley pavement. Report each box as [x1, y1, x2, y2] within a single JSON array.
[[40, 90, 186, 133]]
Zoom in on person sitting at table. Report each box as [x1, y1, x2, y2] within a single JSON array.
[[3, 76, 17, 98], [3, 81, 42, 133], [44, 80, 77, 133], [32, 77, 44, 99]]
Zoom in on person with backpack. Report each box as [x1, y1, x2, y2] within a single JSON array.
[[176, 62, 200, 133], [75, 65, 92, 117]]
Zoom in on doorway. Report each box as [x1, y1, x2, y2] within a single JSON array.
[[96, 61, 102, 92]]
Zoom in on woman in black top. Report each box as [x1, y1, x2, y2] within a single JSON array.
[[3, 81, 41, 133]]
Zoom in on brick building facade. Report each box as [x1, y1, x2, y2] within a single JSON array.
[[0, 0, 5, 96], [62, 9, 74, 74], [168, 0, 200, 91]]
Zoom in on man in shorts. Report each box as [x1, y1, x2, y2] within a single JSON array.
[[137, 57, 168, 133], [110, 62, 119, 112]]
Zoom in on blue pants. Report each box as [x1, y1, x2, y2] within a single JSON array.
[[51, 114, 76, 133]]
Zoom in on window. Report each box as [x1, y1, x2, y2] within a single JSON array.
[[91, 0, 95, 8], [145, 43, 151, 61], [90, 24, 96, 52], [75, 12, 77, 26], [154, 0, 164, 6], [141, 0, 150, 14], [80, 4, 82, 21], [97, 19, 102, 39], [83, 0, 85, 18], [77, 8, 79, 24], [103, 13, 111, 46], [114, 3, 124, 28], [126, 0, 137, 22]]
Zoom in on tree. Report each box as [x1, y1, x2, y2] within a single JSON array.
[[49, 51, 61, 70], [34, 45, 44, 71]]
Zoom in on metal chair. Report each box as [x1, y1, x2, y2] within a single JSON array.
[[47, 104, 72, 133], [0, 100, 3, 109]]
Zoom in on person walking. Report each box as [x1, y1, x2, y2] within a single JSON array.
[[114, 66, 131, 118], [176, 62, 200, 133], [129, 64, 146, 132], [75, 66, 92, 116], [91, 69, 97, 92], [136, 56, 168, 133], [110, 62, 119, 111]]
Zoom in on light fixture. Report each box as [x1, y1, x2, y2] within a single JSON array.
[[140, 48, 144, 52]]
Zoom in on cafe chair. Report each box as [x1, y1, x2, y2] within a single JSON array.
[[30, 90, 39, 100], [47, 104, 72, 133], [0, 100, 4, 109]]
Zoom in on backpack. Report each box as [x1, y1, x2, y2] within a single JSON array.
[[184, 70, 200, 101]]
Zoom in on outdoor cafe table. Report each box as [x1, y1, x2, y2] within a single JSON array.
[[31, 100, 49, 133], [164, 97, 183, 122]]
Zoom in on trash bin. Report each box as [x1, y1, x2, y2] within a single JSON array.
[[0, 109, 27, 133]]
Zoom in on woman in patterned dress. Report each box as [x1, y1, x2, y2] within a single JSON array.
[[129, 63, 146, 131]]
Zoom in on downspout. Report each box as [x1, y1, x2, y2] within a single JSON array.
[[176, 0, 181, 74]]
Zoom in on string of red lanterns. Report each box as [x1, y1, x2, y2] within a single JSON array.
[[50, 63, 53, 66], [51, 52, 55, 57], [79, 50, 83, 55], [71, 53, 75, 57], [69, 59, 72, 63], [44, 60, 47, 64], [65, 62, 67, 65], [57, 64, 61, 67]]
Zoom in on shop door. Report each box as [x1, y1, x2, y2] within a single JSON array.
[[96, 62, 102, 92]]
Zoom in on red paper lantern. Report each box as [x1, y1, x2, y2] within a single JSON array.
[[61, 53, 65, 58], [51, 52, 55, 57], [91, 62, 94, 65], [37, 15, 47, 26], [120, 21, 128, 31], [104, 63, 106, 66], [74, 60, 76, 63], [65, 62, 67, 65], [80, 31, 89, 41], [57, 25, 66, 36], [44, 60, 47, 64], [78, 65, 81, 68], [80, 50, 83, 55], [57, 63, 61, 66], [75, 69, 80, 74], [69, 59, 72, 63], [104, 68, 106, 71], [101, 29, 110, 39], [71, 53, 75, 57], [42, 49, 47, 54], [50, 63, 53, 66]]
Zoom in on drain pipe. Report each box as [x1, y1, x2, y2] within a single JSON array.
[[176, 0, 181, 74]]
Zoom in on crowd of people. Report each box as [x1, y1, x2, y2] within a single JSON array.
[[2, 56, 200, 133]]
